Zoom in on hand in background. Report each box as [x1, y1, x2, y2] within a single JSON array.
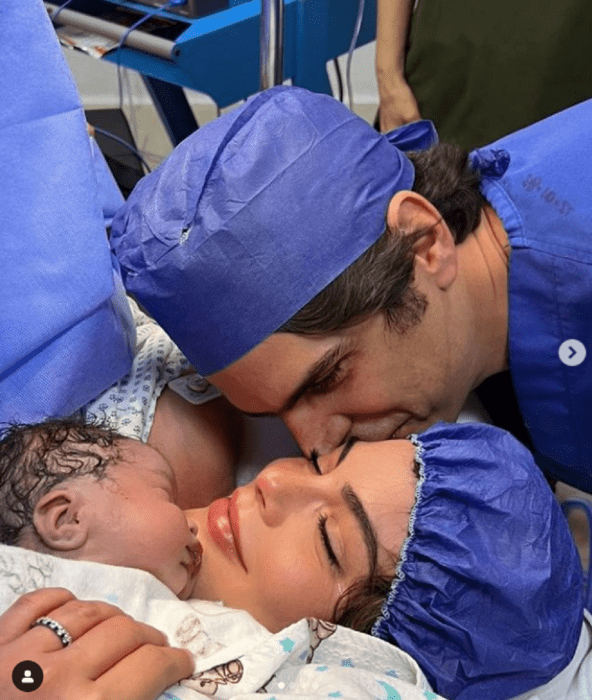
[[378, 78, 421, 132]]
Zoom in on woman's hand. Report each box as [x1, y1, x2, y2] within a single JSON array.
[[0, 588, 193, 700]]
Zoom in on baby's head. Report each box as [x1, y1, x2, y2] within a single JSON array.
[[0, 419, 120, 547], [0, 418, 202, 600]]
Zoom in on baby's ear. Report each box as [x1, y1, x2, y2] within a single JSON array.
[[32, 486, 88, 551]]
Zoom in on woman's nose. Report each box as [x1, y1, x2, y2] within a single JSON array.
[[254, 462, 327, 526]]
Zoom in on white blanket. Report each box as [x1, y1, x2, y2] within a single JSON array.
[[0, 544, 443, 700]]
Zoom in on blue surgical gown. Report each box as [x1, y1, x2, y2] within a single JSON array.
[[474, 98, 592, 492]]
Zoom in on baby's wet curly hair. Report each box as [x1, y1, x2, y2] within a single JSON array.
[[0, 418, 124, 546]]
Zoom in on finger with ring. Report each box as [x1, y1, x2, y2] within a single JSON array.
[[32, 616, 73, 647]]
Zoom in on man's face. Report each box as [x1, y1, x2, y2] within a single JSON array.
[[210, 312, 474, 456]]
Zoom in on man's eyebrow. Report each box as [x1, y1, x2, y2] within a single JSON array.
[[342, 483, 378, 576], [241, 343, 346, 419]]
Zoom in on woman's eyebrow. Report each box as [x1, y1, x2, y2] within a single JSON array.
[[335, 438, 378, 572], [341, 483, 378, 575]]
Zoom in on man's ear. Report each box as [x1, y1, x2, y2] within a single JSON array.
[[386, 190, 458, 290], [32, 486, 89, 551]]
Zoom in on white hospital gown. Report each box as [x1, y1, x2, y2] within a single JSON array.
[[81, 298, 214, 441]]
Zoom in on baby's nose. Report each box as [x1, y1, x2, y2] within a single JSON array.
[[185, 511, 199, 539]]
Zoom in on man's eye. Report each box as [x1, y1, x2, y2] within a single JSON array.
[[307, 362, 345, 396]]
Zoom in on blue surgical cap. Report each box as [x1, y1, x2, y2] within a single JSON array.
[[110, 86, 437, 375], [372, 422, 584, 700]]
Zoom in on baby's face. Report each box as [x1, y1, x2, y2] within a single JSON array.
[[79, 440, 202, 599]]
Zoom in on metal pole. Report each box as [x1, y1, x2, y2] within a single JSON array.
[[259, 0, 284, 91]]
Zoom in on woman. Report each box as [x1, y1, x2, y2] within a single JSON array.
[[0, 421, 584, 700]]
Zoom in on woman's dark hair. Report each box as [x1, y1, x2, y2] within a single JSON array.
[[280, 143, 488, 335], [0, 418, 123, 546], [333, 570, 395, 633], [332, 453, 422, 633]]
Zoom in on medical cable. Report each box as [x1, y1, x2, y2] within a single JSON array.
[[91, 125, 152, 174], [345, 0, 365, 111], [116, 1, 177, 121], [49, 0, 75, 23], [332, 58, 344, 103]]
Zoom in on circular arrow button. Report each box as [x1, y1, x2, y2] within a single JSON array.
[[559, 339, 587, 367]]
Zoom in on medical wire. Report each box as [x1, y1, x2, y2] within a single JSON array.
[[49, 0, 75, 23], [345, 0, 365, 111], [332, 58, 344, 103], [91, 125, 152, 174], [116, 1, 176, 113], [114, 0, 180, 166]]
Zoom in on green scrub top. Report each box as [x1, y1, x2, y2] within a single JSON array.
[[405, 0, 592, 150]]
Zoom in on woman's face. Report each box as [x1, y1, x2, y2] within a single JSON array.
[[185, 438, 417, 631]]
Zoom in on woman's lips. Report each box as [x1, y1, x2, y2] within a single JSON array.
[[207, 495, 247, 571]]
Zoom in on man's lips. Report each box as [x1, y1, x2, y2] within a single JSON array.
[[207, 494, 247, 571]]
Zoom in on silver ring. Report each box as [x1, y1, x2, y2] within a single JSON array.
[[32, 616, 73, 647]]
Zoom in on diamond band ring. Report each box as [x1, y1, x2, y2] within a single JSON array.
[[32, 616, 73, 646]]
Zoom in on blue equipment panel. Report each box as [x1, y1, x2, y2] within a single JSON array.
[[56, 0, 376, 143]]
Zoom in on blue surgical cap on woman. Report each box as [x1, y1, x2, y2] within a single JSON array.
[[110, 86, 437, 375], [372, 422, 583, 700]]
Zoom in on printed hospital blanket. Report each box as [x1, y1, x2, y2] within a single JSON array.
[[0, 544, 444, 700]]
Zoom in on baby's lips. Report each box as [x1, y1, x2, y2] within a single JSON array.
[[187, 541, 203, 577]]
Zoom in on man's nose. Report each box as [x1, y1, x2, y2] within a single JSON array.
[[348, 414, 402, 442], [282, 406, 351, 456], [254, 463, 327, 526]]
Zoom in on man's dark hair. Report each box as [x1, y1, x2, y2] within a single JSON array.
[[0, 418, 123, 546], [280, 143, 488, 335]]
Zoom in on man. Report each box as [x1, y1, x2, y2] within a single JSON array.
[[110, 86, 592, 493]]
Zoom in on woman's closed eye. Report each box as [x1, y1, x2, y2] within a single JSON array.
[[307, 451, 342, 570], [318, 514, 342, 572]]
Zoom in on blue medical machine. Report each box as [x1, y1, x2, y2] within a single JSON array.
[[45, 0, 377, 144]]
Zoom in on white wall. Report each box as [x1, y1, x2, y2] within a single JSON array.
[[63, 41, 379, 108]]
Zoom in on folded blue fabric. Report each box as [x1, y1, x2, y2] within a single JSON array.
[[0, 0, 134, 426]]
